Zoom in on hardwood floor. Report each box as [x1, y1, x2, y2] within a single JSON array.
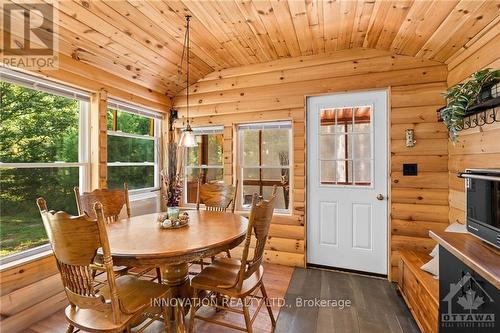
[[275, 268, 419, 333], [22, 263, 294, 333], [21, 265, 419, 333]]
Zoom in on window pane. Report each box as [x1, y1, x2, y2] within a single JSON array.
[[240, 123, 291, 211], [107, 109, 152, 136], [186, 133, 223, 166], [185, 167, 224, 203], [242, 185, 288, 211], [107, 165, 154, 190], [353, 106, 371, 132], [352, 134, 371, 160], [242, 167, 289, 210], [0, 82, 79, 163], [107, 136, 154, 163], [354, 161, 371, 185], [207, 134, 223, 165], [242, 130, 260, 166], [320, 160, 335, 184], [261, 129, 290, 166], [0, 167, 79, 256]]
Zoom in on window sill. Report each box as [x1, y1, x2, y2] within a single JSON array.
[[129, 189, 160, 202], [0, 245, 53, 272]]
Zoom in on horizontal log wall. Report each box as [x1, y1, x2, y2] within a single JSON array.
[[174, 48, 449, 279], [447, 31, 500, 225]]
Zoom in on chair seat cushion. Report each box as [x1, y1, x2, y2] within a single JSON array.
[[191, 258, 264, 297], [100, 275, 170, 314]]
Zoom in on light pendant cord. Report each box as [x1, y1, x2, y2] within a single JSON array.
[[186, 15, 191, 129]]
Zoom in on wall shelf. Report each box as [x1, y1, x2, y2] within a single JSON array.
[[460, 97, 500, 131]]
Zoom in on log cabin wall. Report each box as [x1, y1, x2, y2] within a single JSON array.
[[447, 32, 500, 225], [173, 48, 449, 280]]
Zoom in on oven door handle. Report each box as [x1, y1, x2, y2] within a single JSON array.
[[457, 173, 500, 182]]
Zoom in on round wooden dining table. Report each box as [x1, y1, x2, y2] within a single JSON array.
[[105, 210, 248, 332]]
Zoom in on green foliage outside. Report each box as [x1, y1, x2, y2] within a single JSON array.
[[0, 84, 160, 256], [0, 82, 80, 256], [107, 109, 156, 190]]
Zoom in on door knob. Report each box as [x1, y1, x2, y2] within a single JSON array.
[[376, 194, 384, 201]]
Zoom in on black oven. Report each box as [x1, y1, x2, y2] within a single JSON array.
[[458, 169, 500, 248]]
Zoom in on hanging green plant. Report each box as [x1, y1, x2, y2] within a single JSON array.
[[440, 68, 500, 142]]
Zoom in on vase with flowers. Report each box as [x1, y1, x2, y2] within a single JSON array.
[[161, 141, 183, 208]]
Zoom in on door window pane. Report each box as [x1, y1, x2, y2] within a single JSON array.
[[319, 106, 372, 186]]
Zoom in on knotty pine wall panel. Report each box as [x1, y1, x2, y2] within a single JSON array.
[[447, 30, 500, 225], [174, 49, 449, 279]]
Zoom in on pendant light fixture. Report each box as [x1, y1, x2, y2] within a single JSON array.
[[178, 15, 197, 148]]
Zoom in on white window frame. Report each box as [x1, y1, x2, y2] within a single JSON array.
[[106, 100, 162, 195], [0, 69, 91, 264], [183, 126, 224, 205], [237, 121, 293, 214]]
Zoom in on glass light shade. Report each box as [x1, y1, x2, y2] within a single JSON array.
[[179, 127, 197, 147]]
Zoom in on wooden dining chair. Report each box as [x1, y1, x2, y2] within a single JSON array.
[[193, 179, 238, 271], [196, 179, 238, 213], [37, 198, 172, 333], [74, 184, 161, 282], [188, 187, 277, 333], [74, 183, 130, 223]]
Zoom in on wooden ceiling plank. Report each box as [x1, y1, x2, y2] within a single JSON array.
[[337, 0, 357, 50], [305, 0, 325, 54], [251, 0, 292, 58], [363, 0, 392, 48], [102, 0, 214, 74], [80, 0, 208, 82], [432, 0, 500, 62], [0, 26, 168, 102], [287, 0, 314, 55], [350, 0, 376, 48], [136, 0, 236, 69], [56, 0, 186, 76], [322, 0, 341, 52], [446, 15, 500, 69], [415, 0, 486, 59], [234, 0, 283, 60], [179, 0, 254, 67], [209, 0, 262, 62], [375, 0, 414, 50], [269, 0, 302, 57], [389, 0, 435, 55], [5, 1, 174, 94], [397, 0, 459, 57]]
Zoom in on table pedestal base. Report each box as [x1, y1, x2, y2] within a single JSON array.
[[163, 263, 192, 332]]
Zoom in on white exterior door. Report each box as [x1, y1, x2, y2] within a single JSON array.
[[306, 90, 388, 275]]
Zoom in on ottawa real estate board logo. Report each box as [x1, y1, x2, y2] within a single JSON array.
[[441, 272, 496, 331], [1, 1, 59, 70]]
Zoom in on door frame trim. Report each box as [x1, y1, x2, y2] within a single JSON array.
[[303, 88, 392, 279]]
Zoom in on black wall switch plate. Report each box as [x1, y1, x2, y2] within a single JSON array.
[[403, 163, 418, 176]]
